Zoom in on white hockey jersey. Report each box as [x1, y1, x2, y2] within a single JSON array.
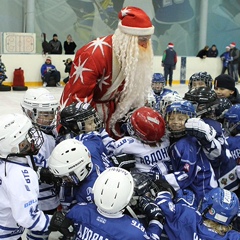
[[32, 132, 59, 211], [109, 135, 171, 175], [0, 158, 51, 239]]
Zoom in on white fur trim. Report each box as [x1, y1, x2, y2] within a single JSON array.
[[118, 22, 154, 36]]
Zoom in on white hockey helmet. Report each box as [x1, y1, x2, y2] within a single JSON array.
[[0, 113, 44, 158], [93, 167, 134, 215], [48, 139, 92, 185], [21, 88, 59, 132]]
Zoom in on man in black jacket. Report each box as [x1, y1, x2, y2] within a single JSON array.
[[49, 34, 62, 54]]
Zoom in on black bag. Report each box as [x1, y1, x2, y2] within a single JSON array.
[[42, 33, 52, 54]]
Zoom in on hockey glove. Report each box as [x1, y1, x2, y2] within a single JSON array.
[[138, 196, 165, 224], [185, 118, 216, 146], [154, 178, 176, 199], [110, 154, 136, 171], [49, 211, 74, 237], [37, 167, 62, 186]]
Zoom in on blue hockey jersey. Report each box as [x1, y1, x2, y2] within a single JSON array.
[[163, 135, 218, 203], [67, 202, 162, 240], [59, 133, 113, 210], [156, 192, 240, 240]]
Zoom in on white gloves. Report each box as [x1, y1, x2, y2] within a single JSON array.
[[185, 118, 216, 144]]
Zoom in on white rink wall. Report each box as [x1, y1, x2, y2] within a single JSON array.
[[1, 54, 223, 86]]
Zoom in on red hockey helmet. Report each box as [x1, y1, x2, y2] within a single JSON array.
[[128, 107, 165, 143]]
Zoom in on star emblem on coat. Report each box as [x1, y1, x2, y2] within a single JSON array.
[[86, 36, 111, 56], [71, 56, 93, 84], [98, 74, 110, 91]]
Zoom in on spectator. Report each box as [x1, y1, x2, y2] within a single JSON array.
[[63, 34, 77, 54], [60, 6, 155, 139], [196, 45, 209, 59], [207, 44, 218, 57], [63, 57, 73, 84], [229, 42, 239, 83], [40, 56, 61, 87], [161, 42, 177, 87], [49, 33, 62, 54], [220, 46, 231, 74], [214, 74, 240, 104]]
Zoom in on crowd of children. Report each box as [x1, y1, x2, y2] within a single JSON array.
[[1, 71, 240, 240]]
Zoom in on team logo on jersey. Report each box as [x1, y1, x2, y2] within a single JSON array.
[[208, 207, 215, 215], [221, 178, 227, 186], [229, 173, 235, 181]]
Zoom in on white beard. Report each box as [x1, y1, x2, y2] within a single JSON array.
[[110, 43, 154, 136]]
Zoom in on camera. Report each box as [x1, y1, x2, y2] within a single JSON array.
[[63, 58, 72, 66]]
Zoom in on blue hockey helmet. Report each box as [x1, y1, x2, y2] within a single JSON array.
[[152, 73, 165, 94], [200, 188, 239, 226], [165, 100, 196, 138], [165, 100, 196, 118], [152, 73, 165, 83], [223, 104, 240, 136]]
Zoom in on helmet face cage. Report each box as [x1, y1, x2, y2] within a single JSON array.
[[152, 73, 165, 94], [215, 98, 232, 122], [188, 72, 213, 90], [60, 102, 102, 135], [130, 172, 160, 207], [200, 188, 239, 226], [21, 127, 44, 155], [165, 101, 196, 138], [184, 87, 217, 118], [60, 162, 93, 185], [36, 110, 58, 132], [0, 114, 44, 158], [159, 92, 183, 117], [21, 89, 59, 132]]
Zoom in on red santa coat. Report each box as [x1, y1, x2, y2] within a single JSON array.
[[60, 35, 126, 138]]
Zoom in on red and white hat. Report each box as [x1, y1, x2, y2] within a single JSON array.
[[168, 42, 174, 48], [118, 6, 154, 36], [230, 42, 236, 47], [46, 56, 51, 61]]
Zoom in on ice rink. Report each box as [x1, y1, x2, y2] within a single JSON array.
[[0, 84, 190, 115], [1, 83, 238, 239]]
